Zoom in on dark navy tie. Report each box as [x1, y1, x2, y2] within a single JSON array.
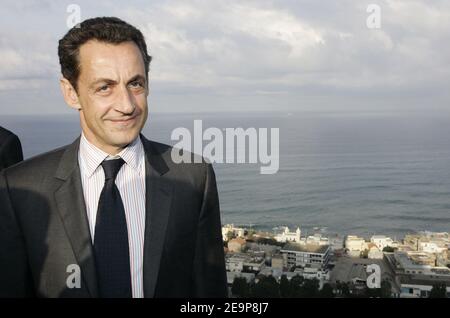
[[94, 158, 132, 298]]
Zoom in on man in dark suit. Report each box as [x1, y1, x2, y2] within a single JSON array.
[[0, 17, 227, 298], [0, 126, 23, 171]]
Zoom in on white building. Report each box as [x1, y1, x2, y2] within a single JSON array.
[[304, 265, 329, 280], [305, 233, 330, 246], [368, 245, 384, 259], [399, 277, 450, 298], [345, 235, 366, 257], [419, 242, 447, 254], [243, 257, 265, 273], [281, 243, 331, 270], [370, 235, 394, 251], [222, 224, 245, 241], [394, 251, 434, 274], [275, 226, 301, 243], [225, 253, 265, 274], [226, 254, 246, 272]]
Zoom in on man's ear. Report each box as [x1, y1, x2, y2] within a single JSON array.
[[60, 78, 82, 110]]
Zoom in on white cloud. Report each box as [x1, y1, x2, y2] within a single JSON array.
[[0, 30, 57, 90], [223, 3, 325, 56], [118, 0, 449, 93]]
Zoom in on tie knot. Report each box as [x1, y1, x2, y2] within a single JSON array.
[[101, 158, 125, 181]]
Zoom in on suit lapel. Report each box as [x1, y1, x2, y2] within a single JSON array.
[[54, 137, 99, 297], [141, 136, 173, 298]]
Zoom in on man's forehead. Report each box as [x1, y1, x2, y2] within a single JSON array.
[[78, 40, 145, 78]]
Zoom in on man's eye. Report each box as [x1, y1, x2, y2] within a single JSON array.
[[97, 85, 110, 93], [130, 81, 143, 88]]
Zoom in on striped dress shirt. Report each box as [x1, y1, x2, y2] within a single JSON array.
[[78, 133, 146, 298]]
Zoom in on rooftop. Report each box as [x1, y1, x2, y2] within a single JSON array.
[[229, 238, 246, 245], [399, 275, 450, 287], [226, 253, 264, 264], [346, 235, 365, 241], [371, 235, 391, 239], [281, 242, 330, 254]]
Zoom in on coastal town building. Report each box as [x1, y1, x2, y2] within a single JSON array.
[[228, 237, 247, 253], [281, 242, 331, 270], [274, 226, 301, 243], [305, 233, 330, 246], [419, 242, 447, 254], [370, 235, 396, 250], [391, 250, 450, 275], [399, 276, 450, 298], [345, 235, 366, 257], [222, 224, 245, 242], [367, 243, 384, 259], [225, 253, 265, 274]]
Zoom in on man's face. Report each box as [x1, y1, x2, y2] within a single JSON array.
[[74, 40, 148, 153]]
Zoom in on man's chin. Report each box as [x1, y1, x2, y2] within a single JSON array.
[[109, 132, 140, 148]]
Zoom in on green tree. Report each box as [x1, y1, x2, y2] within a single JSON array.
[[231, 277, 250, 297], [429, 283, 447, 298], [335, 280, 343, 296], [299, 278, 320, 298], [340, 282, 351, 297], [252, 275, 280, 298], [279, 275, 290, 297], [382, 246, 395, 253], [256, 237, 284, 247], [380, 279, 392, 298], [319, 283, 335, 298], [289, 275, 304, 297], [363, 285, 381, 298]]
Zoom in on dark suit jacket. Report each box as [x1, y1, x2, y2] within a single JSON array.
[[0, 126, 23, 171], [0, 135, 227, 298]]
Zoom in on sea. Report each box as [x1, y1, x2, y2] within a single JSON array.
[[2, 111, 450, 240]]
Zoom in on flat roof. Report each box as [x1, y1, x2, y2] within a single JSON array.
[[371, 235, 391, 239], [281, 242, 330, 254], [400, 275, 450, 287]]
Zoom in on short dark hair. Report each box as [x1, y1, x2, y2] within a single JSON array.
[[58, 17, 152, 91]]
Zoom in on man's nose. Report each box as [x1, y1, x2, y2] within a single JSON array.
[[116, 85, 135, 114]]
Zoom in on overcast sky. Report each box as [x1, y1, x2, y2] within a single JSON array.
[[0, 0, 449, 115]]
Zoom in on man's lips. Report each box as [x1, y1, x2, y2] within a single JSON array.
[[107, 115, 138, 124]]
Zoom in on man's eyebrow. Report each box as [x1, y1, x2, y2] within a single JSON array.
[[90, 78, 117, 87], [126, 74, 146, 85], [89, 75, 146, 88]]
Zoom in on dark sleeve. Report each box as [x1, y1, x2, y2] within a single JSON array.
[[191, 163, 228, 297], [0, 134, 24, 171], [0, 170, 34, 297]]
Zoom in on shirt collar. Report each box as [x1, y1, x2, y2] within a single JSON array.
[[79, 133, 145, 178]]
